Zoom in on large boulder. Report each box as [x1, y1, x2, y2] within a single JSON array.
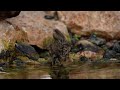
[[58, 11, 120, 40], [7, 11, 69, 49], [0, 11, 70, 53], [0, 20, 28, 52]]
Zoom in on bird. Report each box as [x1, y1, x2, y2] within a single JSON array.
[[15, 41, 39, 61], [48, 29, 71, 66], [0, 11, 21, 20]]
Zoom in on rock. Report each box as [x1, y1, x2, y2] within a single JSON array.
[[102, 40, 117, 50], [103, 50, 116, 59], [0, 20, 29, 54], [80, 56, 89, 62], [0, 62, 8, 67], [58, 11, 120, 40], [0, 67, 4, 72], [75, 40, 104, 61], [71, 33, 81, 44], [44, 11, 59, 20], [25, 60, 41, 65], [113, 41, 120, 53], [0, 11, 70, 54], [110, 58, 118, 61], [31, 45, 49, 58], [0, 50, 8, 59], [69, 53, 80, 62], [76, 40, 100, 52], [15, 42, 39, 60], [13, 58, 25, 67], [44, 15, 55, 20], [0, 11, 21, 20], [115, 53, 120, 60], [6, 11, 69, 49], [89, 33, 106, 46], [105, 42, 114, 50], [78, 51, 103, 61], [71, 44, 84, 53]]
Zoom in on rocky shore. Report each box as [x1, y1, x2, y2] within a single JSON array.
[[0, 11, 120, 79]]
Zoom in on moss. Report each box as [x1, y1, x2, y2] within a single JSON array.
[[66, 34, 71, 43], [38, 58, 48, 65], [43, 37, 54, 48], [39, 51, 49, 58], [2, 40, 15, 51], [73, 34, 81, 40]]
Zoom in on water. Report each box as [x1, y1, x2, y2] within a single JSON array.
[[0, 64, 70, 79], [0, 65, 52, 79], [0, 62, 120, 79]]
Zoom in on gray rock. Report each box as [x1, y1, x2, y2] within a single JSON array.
[[15, 42, 39, 60], [89, 34, 106, 46], [103, 49, 116, 59], [76, 40, 100, 52], [113, 41, 120, 53], [0, 11, 21, 20]]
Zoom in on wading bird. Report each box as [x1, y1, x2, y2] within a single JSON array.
[[48, 29, 71, 66]]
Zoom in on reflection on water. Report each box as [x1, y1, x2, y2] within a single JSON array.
[[0, 65, 52, 79], [2, 63, 114, 79], [1, 62, 120, 79], [40, 75, 52, 79], [49, 65, 69, 79], [0, 64, 70, 79]]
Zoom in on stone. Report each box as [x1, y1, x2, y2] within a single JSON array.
[[113, 41, 120, 53], [75, 40, 104, 61], [15, 42, 39, 60], [58, 11, 120, 40], [0, 20, 28, 54], [0, 11, 70, 54], [80, 56, 89, 62], [78, 50, 103, 61], [0, 11, 21, 20], [105, 42, 114, 50], [103, 50, 116, 59], [13, 58, 25, 67], [7, 11, 69, 49], [89, 33, 106, 46], [76, 40, 100, 52], [44, 11, 59, 20]]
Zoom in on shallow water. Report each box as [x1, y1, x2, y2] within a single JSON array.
[[0, 62, 120, 79], [0, 65, 52, 79]]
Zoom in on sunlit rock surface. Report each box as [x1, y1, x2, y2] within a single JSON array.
[[58, 11, 120, 40]]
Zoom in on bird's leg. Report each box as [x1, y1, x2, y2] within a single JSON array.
[[55, 58, 62, 66]]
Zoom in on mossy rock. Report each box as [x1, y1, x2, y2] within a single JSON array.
[[2, 39, 15, 51], [38, 58, 48, 65], [43, 33, 71, 49], [43, 37, 54, 49], [65, 34, 72, 43]]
